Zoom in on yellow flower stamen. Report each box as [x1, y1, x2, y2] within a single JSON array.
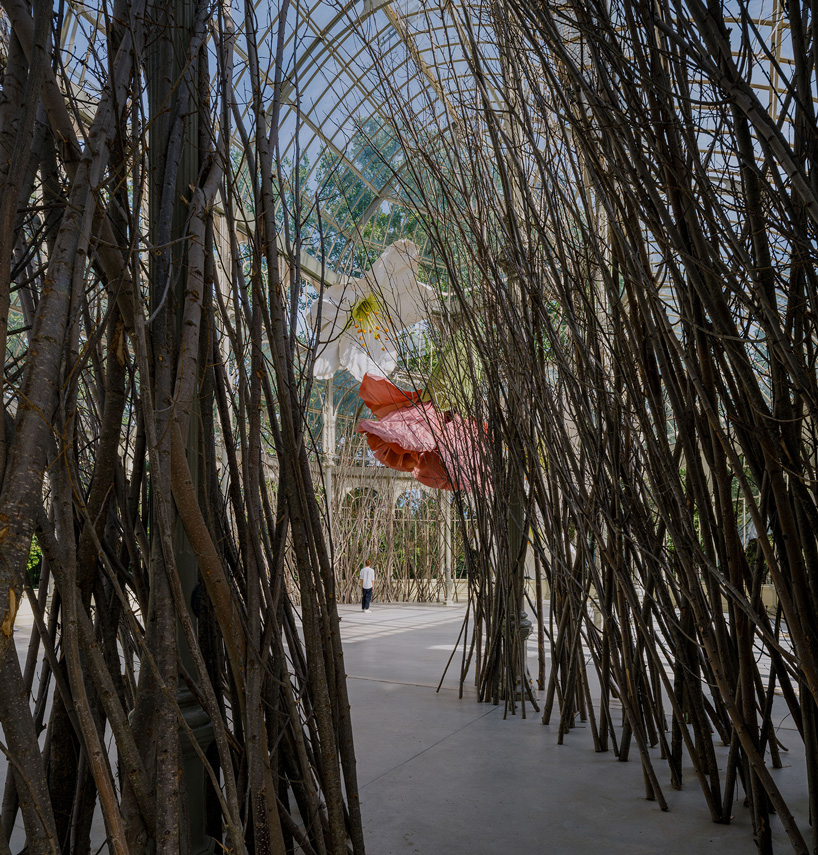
[[350, 293, 382, 328]]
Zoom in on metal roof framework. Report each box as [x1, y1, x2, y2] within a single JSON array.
[[56, 0, 498, 278], [52, 0, 809, 285]]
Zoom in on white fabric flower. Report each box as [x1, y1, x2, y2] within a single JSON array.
[[308, 240, 434, 381]]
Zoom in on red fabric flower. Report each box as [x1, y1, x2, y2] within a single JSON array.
[[359, 372, 422, 418], [356, 374, 486, 492]]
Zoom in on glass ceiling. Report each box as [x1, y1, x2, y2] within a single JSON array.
[[56, 0, 804, 284], [58, 0, 497, 281], [265, 0, 483, 277]]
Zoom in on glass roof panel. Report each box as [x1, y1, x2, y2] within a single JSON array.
[[54, 0, 815, 280]]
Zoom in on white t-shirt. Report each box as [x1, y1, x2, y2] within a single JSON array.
[[360, 565, 375, 589]]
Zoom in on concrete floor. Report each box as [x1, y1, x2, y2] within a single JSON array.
[[340, 602, 808, 855], [2, 598, 810, 853]]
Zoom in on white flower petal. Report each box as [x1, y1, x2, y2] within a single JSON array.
[[381, 279, 435, 329], [320, 280, 361, 311], [360, 241, 434, 329], [363, 239, 419, 290], [339, 330, 397, 381], [312, 338, 342, 380], [308, 286, 352, 332]]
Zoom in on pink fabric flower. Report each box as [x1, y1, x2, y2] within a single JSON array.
[[357, 403, 442, 473], [356, 374, 486, 492]]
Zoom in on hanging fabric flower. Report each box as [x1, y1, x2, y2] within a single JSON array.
[[356, 373, 487, 492], [308, 239, 435, 381], [358, 372, 422, 417]]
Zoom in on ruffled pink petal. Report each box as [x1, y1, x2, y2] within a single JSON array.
[[359, 428, 419, 472], [434, 416, 488, 493], [359, 372, 421, 418], [357, 404, 442, 452], [412, 451, 453, 490]]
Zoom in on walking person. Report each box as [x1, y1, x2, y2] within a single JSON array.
[[360, 558, 375, 612]]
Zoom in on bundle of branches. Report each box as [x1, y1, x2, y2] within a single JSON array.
[[0, 0, 363, 853], [360, 0, 818, 852]]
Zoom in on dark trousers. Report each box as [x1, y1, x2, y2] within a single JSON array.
[[362, 587, 373, 610]]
